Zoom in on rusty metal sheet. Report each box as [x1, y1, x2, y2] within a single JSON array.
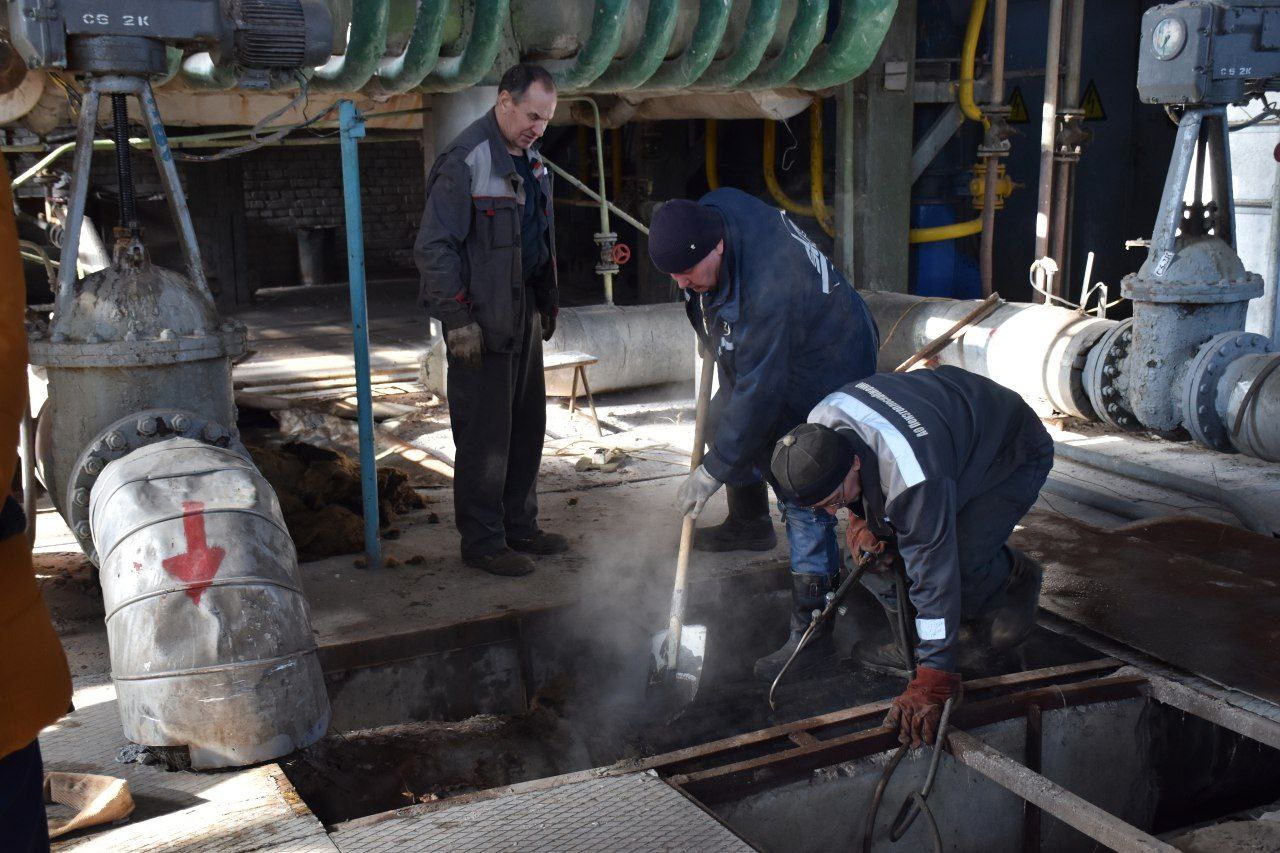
[[1013, 508, 1280, 705]]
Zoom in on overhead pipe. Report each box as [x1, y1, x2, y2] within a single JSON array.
[[419, 0, 510, 93], [980, 0, 1010, 295], [644, 0, 734, 90], [790, 0, 898, 90], [373, 0, 450, 94], [741, 0, 829, 90], [552, 0, 630, 92], [311, 0, 392, 92], [1049, 0, 1087, 293], [591, 0, 681, 91], [1032, 0, 1066, 303], [692, 0, 784, 91], [958, 0, 988, 126]]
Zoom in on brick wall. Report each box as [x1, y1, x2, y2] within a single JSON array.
[[240, 141, 424, 287]]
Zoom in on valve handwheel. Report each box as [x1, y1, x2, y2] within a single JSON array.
[[611, 243, 631, 265]]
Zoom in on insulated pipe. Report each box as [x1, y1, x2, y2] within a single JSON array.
[[693, 0, 784, 90], [420, 0, 509, 93], [311, 0, 392, 92], [1032, 0, 1065, 302], [552, 0, 630, 92], [790, 0, 898, 90], [644, 0, 733, 90], [1220, 352, 1280, 462], [591, 0, 681, 91], [1052, 441, 1273, 536], [865, 290, 1112, 419], [89, 438, 330, 769], [373, 0, 450, 93], [980, 0, 1009, 295], [542, 303, 694, 396], [741, 0, 829, 90]]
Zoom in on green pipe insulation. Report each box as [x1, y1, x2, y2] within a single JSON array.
[[553, 0, 630, 92], [375, 0, 450, 93], [311, 0, 393, 92], [694, 0, 783, 90], [644, 0, 733, 90], [591, 0, 679, 92], [791, 0, 898, 90], [420, 0, 510, 93], [741, 0, 828, 89]]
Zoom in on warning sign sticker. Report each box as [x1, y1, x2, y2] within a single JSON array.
[[1007, 86, 1030, 123], [1081, 80, 1105, 120]]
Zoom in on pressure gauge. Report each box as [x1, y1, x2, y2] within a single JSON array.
[[1152, 16, 1187, 61]]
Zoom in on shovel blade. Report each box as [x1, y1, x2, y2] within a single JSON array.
[[647, 623, 707, 710]]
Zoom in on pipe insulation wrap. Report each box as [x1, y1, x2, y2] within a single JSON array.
[[89, 438, 330, 770], [543, 302, 695, 396], [863, 291, 1114, 419]]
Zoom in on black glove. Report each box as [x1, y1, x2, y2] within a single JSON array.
[[446, 323, 483, 368], [540, 310, 557, 342]]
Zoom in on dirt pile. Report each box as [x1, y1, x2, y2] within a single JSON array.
[[248, 441, 428, 561]]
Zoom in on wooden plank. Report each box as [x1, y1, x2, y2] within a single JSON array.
[[948, 730, 1175, 852]]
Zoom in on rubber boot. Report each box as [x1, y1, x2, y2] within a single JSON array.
[[753, 573, 835, 681], [988, 548, 1044, 649], [693, 481, 777, 552], [857, 601, 913, 676]]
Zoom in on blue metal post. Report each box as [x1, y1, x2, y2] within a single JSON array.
[[338, 99, 381, 568]]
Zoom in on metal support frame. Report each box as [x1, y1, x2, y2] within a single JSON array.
[[338, 99, 382, 569]]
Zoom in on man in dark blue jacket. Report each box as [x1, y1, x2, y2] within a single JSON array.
[[648, 189, 879, 680], [771, 366, 1052, 747]]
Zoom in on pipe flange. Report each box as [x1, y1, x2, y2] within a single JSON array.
[[1083, 319, 1139, 431], [65, 409, 241, 564], [1182, 331, 1274, 453]]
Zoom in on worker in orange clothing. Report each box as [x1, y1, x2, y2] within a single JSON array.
[[0, 166, 73, 851]]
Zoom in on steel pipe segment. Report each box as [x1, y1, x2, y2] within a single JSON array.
[[419, 0, 510, 93], [89, 437, 330, 769], [692, 0, 784, 90], [373, 0, 451, 94], [311, 0, 393, 92], [1219, 351, 1280, 462], [590, 0, 680, 92], [643, 0, 734, 90], [552, 0, 631, 92], [790, 0, 898, 90], [542, 302, 694, 396], [741, 0, 829, 89]]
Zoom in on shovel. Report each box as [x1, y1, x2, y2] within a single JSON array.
[[648, 347, 716, 712]]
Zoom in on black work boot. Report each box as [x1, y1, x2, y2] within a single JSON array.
[[693, 481, 777, 553], [507, 530, 569, 556], [857, 601, 913, 676], [988, 548, 1044, 649], [753, 573, 835, 681], [463, 547, 536, 577]]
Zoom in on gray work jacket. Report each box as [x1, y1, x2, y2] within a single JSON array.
[[414, 109, 558, 352]]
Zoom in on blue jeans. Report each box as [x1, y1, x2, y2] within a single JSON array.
[[779, 499, 841, 577], [0, 740, 50, 853]]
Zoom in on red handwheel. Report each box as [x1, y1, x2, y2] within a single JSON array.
[[611, 243, 631, 265]]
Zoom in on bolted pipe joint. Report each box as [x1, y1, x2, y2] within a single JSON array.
[[1120, 235, 1263, 435]]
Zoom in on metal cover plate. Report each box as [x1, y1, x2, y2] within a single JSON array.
[[330, 773, 754, 853]]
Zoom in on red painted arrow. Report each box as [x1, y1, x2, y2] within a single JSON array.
[[161, 501, 226, 605]]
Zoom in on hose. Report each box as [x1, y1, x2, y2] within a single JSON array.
[[862, 697, 956, 853], [909, 217, 983, 244], [1053, 442, 1273, 536]]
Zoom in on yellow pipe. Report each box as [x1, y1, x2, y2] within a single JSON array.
[[762, 105, 833, 236], [909, 217, 983, 244], [808, 102, 834, 236], [960, 0, 990, 127], [705, 119, 720, 190]]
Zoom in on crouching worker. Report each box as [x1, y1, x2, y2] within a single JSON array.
[[770, 366, 1053, 747]]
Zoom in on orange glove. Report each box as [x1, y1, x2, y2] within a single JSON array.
[[884, 666, 962, 748], [845, 514, 885, 560]]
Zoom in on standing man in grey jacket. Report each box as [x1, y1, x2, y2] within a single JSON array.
[[415, 64, 568, 576]]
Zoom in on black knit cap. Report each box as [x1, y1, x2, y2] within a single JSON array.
[[648, 200, 725, 274], [771, 423, 858, 506]]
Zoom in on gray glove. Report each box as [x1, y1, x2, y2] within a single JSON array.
[[446, 323, 483, 368], [676, 464, 723, 519]]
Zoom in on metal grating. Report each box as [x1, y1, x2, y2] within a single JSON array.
[[330, 772, 754, 853]]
